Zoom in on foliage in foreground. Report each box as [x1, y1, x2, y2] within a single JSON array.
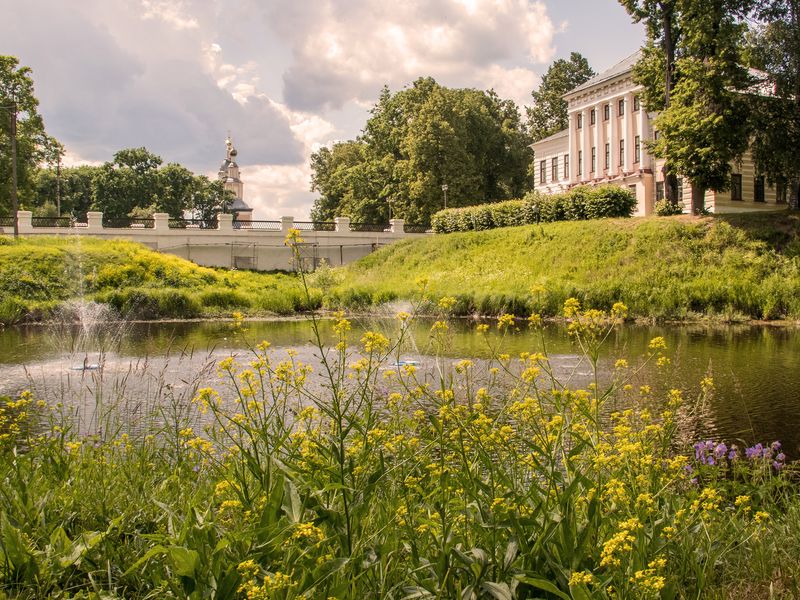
[[430, 186, 636, 234], [338, 212, 800, 321], [1, 269, 798, 597], [0, 237, 319, 325]]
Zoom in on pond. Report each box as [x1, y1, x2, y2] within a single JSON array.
[[1, 315, 799, 457]]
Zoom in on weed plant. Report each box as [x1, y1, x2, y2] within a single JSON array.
[[0, 230, 798, 598]]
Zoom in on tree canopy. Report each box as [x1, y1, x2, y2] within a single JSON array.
[[310, 78, 531, 225], [526, 53, 595, 143]]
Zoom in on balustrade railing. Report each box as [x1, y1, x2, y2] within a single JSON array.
[[0, 216, 14, 227], [403, 224, 430, 234], [293, 221, 336, 232], [31, 216, 73, 228], [169, 218, 217, 229], [102, 217, 155, 229], [233, 220, 282, 231], [349, 222, 389, 232]]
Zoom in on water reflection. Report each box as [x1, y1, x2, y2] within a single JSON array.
[[1, 317, 798, 457]]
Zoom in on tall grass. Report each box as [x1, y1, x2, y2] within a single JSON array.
[[0, 231, 798, 598], [337, 212, 800, 321]]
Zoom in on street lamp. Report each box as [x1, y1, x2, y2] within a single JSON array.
[[441, 184, 448, 210]]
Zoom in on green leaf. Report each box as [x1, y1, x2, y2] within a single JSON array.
[[516, 576, 570, 600], [168, 546, 200, 578], [481, 581, 513, 600]]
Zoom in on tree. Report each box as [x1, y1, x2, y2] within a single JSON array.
[[747, 0, 800, 207], [638, 0, 753, 212], [31, 165, 100, 220], [526, 53, 595, 143], [311, 79, 532, 225], [190, 177, 233, 225], [0, 56, 49, 218], [619, 1, 683, 204], [157, 163, 198, 218], [92, 147, 163, 218]]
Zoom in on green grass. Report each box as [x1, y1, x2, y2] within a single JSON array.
[[0, 237, 320, 324], [336, 212, 800, 320]]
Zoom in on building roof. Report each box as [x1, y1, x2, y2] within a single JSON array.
[[230, 197, 252, 212], [566, 51, 642, 97], [532, 128, 568, 147]]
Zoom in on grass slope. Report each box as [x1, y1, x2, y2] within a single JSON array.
[[337, 212, 800, 320], [0, 237, 317, 324]]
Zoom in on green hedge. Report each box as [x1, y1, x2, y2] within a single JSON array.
[[431, 185, 637, 233]]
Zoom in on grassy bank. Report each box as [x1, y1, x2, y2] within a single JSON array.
[[0, 237, 319, 324], [335, 212, 800, 321], [1, 300, 799, 598]]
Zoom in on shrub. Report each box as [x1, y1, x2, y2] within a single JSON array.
[[431, 185, 636, 233], [198, 289, 252, 309], [655, 199, 684, 216]]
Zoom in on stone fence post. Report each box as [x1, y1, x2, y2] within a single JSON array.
[[334, 216, 350, 232], [153, 213, 170, 230], [86, 211, 103, 231], [217, 213, 233, 231], [389, 218, 405, 234], [17, 211, 33, 234], [281, 216, 295, 234]]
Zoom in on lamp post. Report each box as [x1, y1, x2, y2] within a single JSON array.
[[441, 183, 448, 210]]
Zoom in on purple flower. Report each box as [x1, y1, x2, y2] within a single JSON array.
[[728, 449, 738, 461], [714, 443, 728, 459], [776, 453, 786, 462], [707, 456, 716, 466], [773, 461, 784, 471], [772, 441, 782, 451]]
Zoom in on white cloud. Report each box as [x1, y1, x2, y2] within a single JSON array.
[[141, 0, 199, 30], [276, 0, 555, 111]]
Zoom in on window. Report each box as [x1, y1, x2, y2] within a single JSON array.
[[634, 135, 641, 164], [654, 130, 661, 141], [678, 178, 684, 203], [634, 96, 640, 111], [618, 99, 625, 116], [577, 114, 583, 129], [755, 176, 765, 202], [564, 154, 570, 179], [539, 160, 546, 184], [552, 157, 558, 181], [656, 181, 665, 202], [578, 150, 583, 176], [731, 174, 743, 200], [619, 140, 625, 167], [604, 104, 610, 120], [590, 109, 596, 125], [604, 143, 610, 170], [591, 147, 596, 173]]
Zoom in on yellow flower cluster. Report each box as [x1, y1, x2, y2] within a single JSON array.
[[600, 518, 642, 568]]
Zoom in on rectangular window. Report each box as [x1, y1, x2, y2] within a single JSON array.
[[564, 154, 570, 179], [654, 130, 661, 141], [634, 135, 641, 164], [618, 99, 625, 116], [656, 181, 665, 202], [577, 114, 583, 129], [604, 104, 610, 120], [678, 178, 684, 203], [731, 174, 743, 200], [590, 109, 596, 125], [591, 147, 596, 173], [619, 140, 625, 167], [634, 96, 640, 111], [578, 150, 583, 176], [552, 157, 558, 181], [539, 160, 546, 184], [755, 176, 765, 202], [604, 143, 610, 170]]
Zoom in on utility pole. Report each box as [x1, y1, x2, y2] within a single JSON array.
[[56, 147, 62, 217], [8, 101, 18, 238], [441, 183, 448, 210]]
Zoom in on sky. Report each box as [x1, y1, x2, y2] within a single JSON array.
[[0, 0, 644, 219]]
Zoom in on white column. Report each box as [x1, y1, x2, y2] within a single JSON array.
[[567, 112, 575, 184], [281, 216, 295, 234], [595, 102, 605, 179], [17, 210, 33, 234], [389, 218, 404, 234], [217, 213, 234, 231], [334, 217, 350, 232], [638, 101, 649, 170], [153, 212, 170, 230], [86, 211, 103, 231], [609, 101, 618, 178], [580, 108, 590, 183], [623, 92, 634, 174]]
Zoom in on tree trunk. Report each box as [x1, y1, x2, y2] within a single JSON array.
[[691, 183, 706, 215], [790, 179, 800, 211], [661, 2, 680, 206]]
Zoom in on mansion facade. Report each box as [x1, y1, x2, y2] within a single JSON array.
[[531, 52, 786, 216]]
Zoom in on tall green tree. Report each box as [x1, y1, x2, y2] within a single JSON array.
[[311, 78, 531, 225], [31, 165, 100, 220], [92, 147, 163, 218], [643, 0, 753, 212], [619, 1, 683, 204], [747, 0, 800, 207], [0, 56, 49, 215], [526, 53, 595, 143]]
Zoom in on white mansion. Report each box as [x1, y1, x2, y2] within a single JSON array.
[[531, 52, 785, 216]]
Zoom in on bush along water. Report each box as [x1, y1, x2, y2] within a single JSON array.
[[431, 185, 637, 234], [0, 231, 798, 598]]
